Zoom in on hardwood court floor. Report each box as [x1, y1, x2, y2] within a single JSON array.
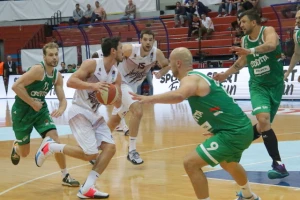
[[0, 99, 299, 200]]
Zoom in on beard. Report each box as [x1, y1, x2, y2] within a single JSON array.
[[45, 60, 58, 67], [142, 45, 151, 52]]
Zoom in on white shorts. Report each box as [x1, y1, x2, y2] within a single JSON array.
[[68, 108, 114, 155], [112, 83, 138, 118]]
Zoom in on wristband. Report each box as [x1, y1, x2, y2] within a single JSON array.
[[250, 48, 256, 54]]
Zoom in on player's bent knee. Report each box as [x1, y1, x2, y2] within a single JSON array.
[[183, 157, 198, 173], [256, 114, 270, 125], [102, 143, 116, 156], [130, 102, 143, 117]]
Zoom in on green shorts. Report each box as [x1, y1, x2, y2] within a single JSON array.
[[250, 83, 283, 123], [11, 103, 56, 145], [196, 123, 253, 167]]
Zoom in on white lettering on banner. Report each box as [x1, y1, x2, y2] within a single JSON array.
[[0, 76, 6, 98], [152, 66, 300, 100], [6, 74, 76, 99], [254, 65, 270, 75]]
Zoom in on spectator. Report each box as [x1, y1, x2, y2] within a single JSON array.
[[282, 0, 300, 18], [279, 53, 290, 66], [174, 1, 187, 27], [194, 0, 209, 16], [137, 69, 154, 95], [120, 0, 136, 20], [91, 1, 106, 23], [188, 14, 201, 39], [69, 3, 83, 25], [4, 55, 18, 83], [59, 62, 68, 73], [197, 13, 214, 40], [227, 0, 237, 15], [51, 36, 62, 47], [78, 4, 93, 25], [67, 64, 76, 73], [185, 0, 196, 23], [217, 0, 229, 17]]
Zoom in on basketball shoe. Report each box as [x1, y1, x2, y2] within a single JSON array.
[[35, 136, 55, 167], [127, 150, 143, 165], [10, 140, 20, 165], [62, 173, 80, 187], [115, 124, 129, 136], [236, 191, 261, 200], [268, 161, 289, 179], [77, 185, 109, 199]]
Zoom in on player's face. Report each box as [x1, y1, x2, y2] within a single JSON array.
[[296, 13, 300, 28], [115, 42, 123, 63], [140, 34, 154, 53], [44, 48, 59, 67], [240, 15, 255, 35]]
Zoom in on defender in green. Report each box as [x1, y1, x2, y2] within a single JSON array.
[[10, 42, 79, 187], [130, 47, 260, 200], [214, 9, 289, 180]]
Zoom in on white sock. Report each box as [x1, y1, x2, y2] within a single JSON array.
[[49, 143, 66, 153], [199, 198, 210, 200], [82, 170, 100, 193], [240, 181, 255, 198], [120, 118, 126, 127], [129, 136, 137, 152], [61, 168, 68, 177]]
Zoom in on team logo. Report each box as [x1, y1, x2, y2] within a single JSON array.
[[43, 82, 49, 91]]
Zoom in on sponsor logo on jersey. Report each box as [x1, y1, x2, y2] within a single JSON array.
[[87, 91, 101, 111], [193, 110, 203, 121], [209, 106, 223, 116]]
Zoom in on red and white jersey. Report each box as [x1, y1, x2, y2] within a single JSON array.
[[118, 44, 157, 90], [72, 58, 118, 113]]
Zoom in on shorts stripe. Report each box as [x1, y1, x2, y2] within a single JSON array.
[[200, 144, 219, 165]]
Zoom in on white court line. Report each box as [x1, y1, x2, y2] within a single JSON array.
[[1, 133, 299, 196]]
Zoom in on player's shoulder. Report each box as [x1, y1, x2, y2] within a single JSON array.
[[27, 64, 44, 73]]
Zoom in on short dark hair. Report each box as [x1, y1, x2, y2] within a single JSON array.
[[239, 9, 261, 25], [101, 37, 121, 57], [76, 3, 79, 6], [140, 29, 155, 39]]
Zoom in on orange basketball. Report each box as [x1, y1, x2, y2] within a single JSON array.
[[95, 84, 119, 105]]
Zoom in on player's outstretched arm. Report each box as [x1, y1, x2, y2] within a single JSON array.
[[52, 73, 67, 118], [153, 49, 170, 79], [285, 33, 300, 79], [130, 75, 199, 104], [12, 65, 44, 110]]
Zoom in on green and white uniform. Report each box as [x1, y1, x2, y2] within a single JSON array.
[[243, 26, 284, 122], [188, 71, 253, 167], [12, 62, 58, 145]]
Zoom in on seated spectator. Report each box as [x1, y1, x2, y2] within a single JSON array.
[[120, 0, 136, 20], [91, 1, 106, 23], [194, 0, 210, 16], [59, 62, 68, 73], [227, 0, 237, 15], [217, 0, 229, 17], [185, 1, 196, 23], [197, 13, 214, 40], [78, 4, 93, 25], [67, 64, 76, 73], [69, 3, 83, 25], [282, 0, 300, 18], [174, 1, 187, 27], [188, 14, 201, 39], [279, 53, 290, 66]]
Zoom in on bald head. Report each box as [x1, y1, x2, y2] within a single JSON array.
[[170, 47, 193, 67], [296, 10, 300, 28]]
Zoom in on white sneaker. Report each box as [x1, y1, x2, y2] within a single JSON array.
[[115, 126, 123, 131], [127, 150, 143, 165], [35, 136, 55, 167], [77, 185, 109, 199], [123, 125, 129, 136]]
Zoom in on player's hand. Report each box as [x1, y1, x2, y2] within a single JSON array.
[[213, 72, 228, 82], [92, 82, 109, 92], [284, 71, 290, 80], [152, 71, 162, 79], [51, 109, 64, 118], [129, 92, 153, 104], [31, 99, 43, 112], [230, 46, 251, 56]]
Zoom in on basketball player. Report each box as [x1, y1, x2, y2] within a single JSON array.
[[10, 42, 80, 187], [92, 48, 129, 136], [130, 47, 261, 200], [35, 37, 123, 199], [284, 10, 300, 79], [214, 9, 289, 179], [107, 29, 170, 165]]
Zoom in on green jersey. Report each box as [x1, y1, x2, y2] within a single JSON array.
[[295, 29, 300, 46], [15, 62, 58, 106], [243, 26, 283, 86], [187, 71, 251, 134]]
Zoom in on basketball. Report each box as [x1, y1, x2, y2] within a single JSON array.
[[95, 84, 119, 105]]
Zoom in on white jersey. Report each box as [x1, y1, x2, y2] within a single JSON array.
[[96, 49, 103, 58], [118, 44, 157, 89], [72, 58, 118, 113]]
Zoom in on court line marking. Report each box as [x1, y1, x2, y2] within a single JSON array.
[[1, 138, 300, 196]]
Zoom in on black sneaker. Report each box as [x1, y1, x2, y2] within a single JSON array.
[[62, 173, 80, 187], [11, 141, 20, 165]]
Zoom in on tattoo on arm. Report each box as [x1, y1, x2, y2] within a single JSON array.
[[233, 63, 242, 71]]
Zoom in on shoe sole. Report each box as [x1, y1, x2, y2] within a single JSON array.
[[77, 192, 109, 199], [124, 130, 129, 136], [35, 137, 53, 167], [127, 155, 144, 165], [268, 170, 289, 179], [11, 141, 20, 165]]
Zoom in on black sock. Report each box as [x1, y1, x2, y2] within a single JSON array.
[[262, 129, 281, 164], [252, 124, 261, 141]]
